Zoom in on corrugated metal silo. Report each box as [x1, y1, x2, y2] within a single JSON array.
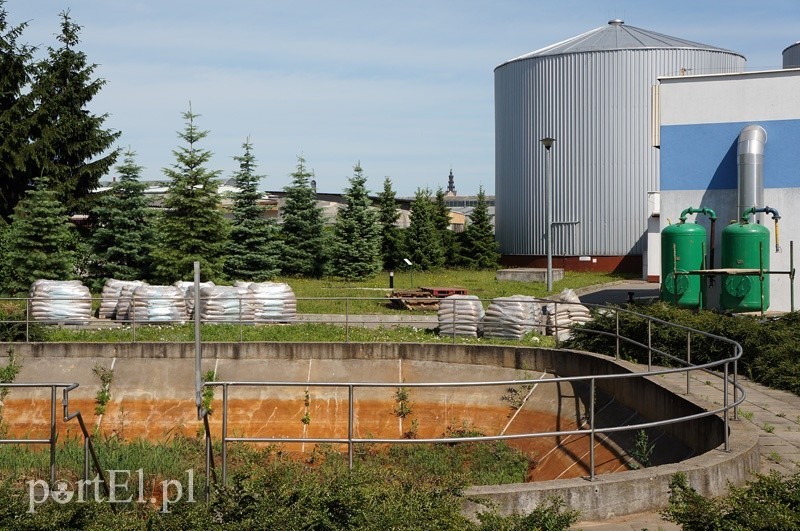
[[783, 42, 800, 68], [494, 20, 745, 272]]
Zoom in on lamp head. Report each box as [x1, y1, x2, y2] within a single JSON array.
[[540, 137, 555, 150]]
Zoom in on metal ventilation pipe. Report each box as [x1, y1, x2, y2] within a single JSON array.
[[737, 125, 767, 223]]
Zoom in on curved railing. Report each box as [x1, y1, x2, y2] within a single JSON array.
[[197, 299, 745, 498], [0, 294, 745, 502]]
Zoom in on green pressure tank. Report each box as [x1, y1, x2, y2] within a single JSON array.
[[720, 221, 770, 312], [661, 222, 706, 308]]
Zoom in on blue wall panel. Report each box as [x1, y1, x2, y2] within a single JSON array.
[[661, 119, 800, 191]]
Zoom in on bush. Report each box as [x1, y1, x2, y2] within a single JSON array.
[[663, 471, 800, 530], [565, 304, 800, 395]]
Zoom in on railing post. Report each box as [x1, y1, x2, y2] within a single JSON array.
[[686, 331, 691, 395], [345, 298, 350, 344], [554, 301, 560, 349], [733, 354, 739, 421], [239, 297, 243, 343], [83, 437, 90, 500], [647, 320, 652, 371], [348, 385, 354, 470], [222, 383, 228, 485], [452, 298, 456, 344], [589, 378, 596, 481], [132, 295, 137, 342], [26, 296, 30, 343], [615, 309, 620, 360], [50, 386, 56, 485], [205, 419, 211, 502], [724, 362, 730, 451]]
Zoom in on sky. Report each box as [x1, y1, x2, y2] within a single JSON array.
[[4, 0, 800, 197]]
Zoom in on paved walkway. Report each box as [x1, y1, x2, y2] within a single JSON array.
[[572, 366, 800, 530]]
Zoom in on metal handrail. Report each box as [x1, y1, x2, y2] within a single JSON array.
[[0, 382, 108, 496], [200, 303, 744, 492]]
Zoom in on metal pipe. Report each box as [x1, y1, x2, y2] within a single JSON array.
[[194, 262, 202, 419], [541, 137, 555, 293], [589, 379, 596, 481], [50, 386, 56, 485], [737, 125, 767, 223]]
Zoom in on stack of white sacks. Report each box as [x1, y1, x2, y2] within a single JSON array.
[[100, 280, 297, 324], [128, 285, 187, 323], [483, 295, 543, 340], [29, 280, 92, 324], [544, 289, 593, 340], [437, 295, 485, 338], [196, 285, 254, 322], [99, 279, 145, 319], [177, 281, 216, 318], [241, 282, 297, 323]]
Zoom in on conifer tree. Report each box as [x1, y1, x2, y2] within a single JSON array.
[[377, 177, 405, 271], [88, 150, 154, 287], [329, 162, 381, 280], [405, 188, 444, 270], [23, 10, 120, 214], [433, 187, 459, 266], [460, 186, 499, 269], [1, 176, 76, 295], [280, 156, 327, 277], [223, 139, 282, 281], [0, 2, 35, 221], [151, 107, 229, 283]]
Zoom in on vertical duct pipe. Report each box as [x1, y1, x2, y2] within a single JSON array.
[[737, 125, 767, 223]]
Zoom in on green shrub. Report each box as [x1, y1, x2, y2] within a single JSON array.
[[663, 471, 800, 530], [566, 305, 800, 396]]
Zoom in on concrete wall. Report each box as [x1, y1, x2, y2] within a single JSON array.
[[5, 341, 758, 520]]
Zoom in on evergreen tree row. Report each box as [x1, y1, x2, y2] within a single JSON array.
[[0, 3, 499, 295], [0, 104, 499, 295]]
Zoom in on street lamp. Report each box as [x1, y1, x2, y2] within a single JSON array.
[[540, 137, 555, 293]]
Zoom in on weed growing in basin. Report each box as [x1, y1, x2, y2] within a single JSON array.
[[763, 422, 775, 433], [393, 386, 412, 419], [92, 364, 114, 415], [200, 370, 215, 414], [739, 408, 754, 421], [629, 429, 655, 469]]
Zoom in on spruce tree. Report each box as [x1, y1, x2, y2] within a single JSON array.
[[405, 188, 444, 271], [460, 186, 499, 269], [329, 162, 381, 280], [280, 156, 327, 277], [433, 187, 459, 266], [1, 176, 76, 295], [88, 150, 154, 287], [151, 107, 229, 283], [223, 139, 282, 281], [23, 10, 120, 214], [0, 2, 34, 221], [377, 177, 405, 271]]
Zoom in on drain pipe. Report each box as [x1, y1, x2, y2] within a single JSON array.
[[679, 207, 718, 278], [742, 206, 781, 252]]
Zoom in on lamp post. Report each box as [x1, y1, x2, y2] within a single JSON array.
[[540, 137, 555, 293], [403, 258, 413, 288]]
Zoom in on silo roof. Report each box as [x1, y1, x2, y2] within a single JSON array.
[[500, 20, 744, 65]]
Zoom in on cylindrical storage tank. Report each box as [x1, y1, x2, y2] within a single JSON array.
[[783, 42, 800, 69], [720, 222, 770, 312], [660, 223, 706, 308], [494, 20, 744, 273]]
